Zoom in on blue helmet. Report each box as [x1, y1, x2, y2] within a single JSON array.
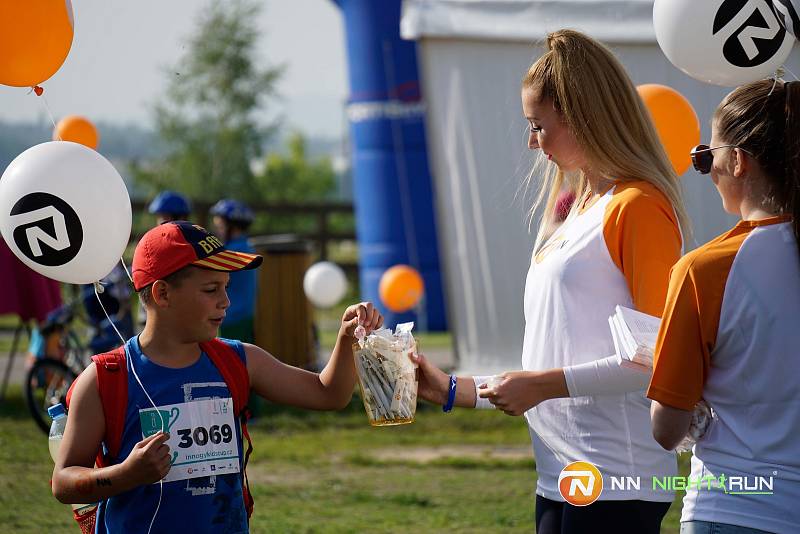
[[148, 191, 191, 217], [209, 199, 254, 224]]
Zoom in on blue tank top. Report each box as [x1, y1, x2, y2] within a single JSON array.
[[95, 336, 249, 533]]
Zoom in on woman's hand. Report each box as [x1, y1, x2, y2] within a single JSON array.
[[411, 352, 450, 405], [479, 369, 568, 416], [339, 302, 383, 339]]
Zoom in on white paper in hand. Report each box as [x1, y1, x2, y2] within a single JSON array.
[[609, 305, 661, 372]]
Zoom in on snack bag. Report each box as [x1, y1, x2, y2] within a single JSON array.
[[353, 322, 419, 426]]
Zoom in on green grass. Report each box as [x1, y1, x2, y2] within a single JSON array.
[[0, 387, 686, 532]]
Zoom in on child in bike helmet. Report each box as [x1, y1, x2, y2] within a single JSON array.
[[209, 200, 258, 343], [148, 191, 191, 225]]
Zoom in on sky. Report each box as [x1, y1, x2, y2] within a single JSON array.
[[0, 0, 349, 139]]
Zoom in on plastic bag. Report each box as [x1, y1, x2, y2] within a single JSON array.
[[353, 322, 419, 426]]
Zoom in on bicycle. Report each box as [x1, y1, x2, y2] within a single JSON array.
[[24, 302, 92, 434], [25, 277, 137, 434]]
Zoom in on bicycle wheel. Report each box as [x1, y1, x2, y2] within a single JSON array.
[[25, 359, 78, 434]]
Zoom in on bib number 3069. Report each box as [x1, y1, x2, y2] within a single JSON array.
[[177, 424, 233, 448]]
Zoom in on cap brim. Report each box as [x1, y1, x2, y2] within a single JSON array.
[[192, 249, 263, 272]]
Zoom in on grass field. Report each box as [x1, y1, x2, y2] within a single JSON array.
[[0, 384, 688, 533]]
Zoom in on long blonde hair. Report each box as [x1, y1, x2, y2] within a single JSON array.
[[523, 29, 691, 250]]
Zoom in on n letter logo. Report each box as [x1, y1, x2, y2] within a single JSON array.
[[558, 461, 604, 506]]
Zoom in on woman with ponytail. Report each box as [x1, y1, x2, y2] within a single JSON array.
[[649, 79, 800, 534], [413, 29, 689, 533]]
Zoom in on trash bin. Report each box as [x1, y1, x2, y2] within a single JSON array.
[[250, 235, 316, 369]]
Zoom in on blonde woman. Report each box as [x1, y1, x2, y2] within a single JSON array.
[[413, 29, 689, 533]]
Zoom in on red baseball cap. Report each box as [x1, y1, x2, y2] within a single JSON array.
[[132, 221, 262, 291]]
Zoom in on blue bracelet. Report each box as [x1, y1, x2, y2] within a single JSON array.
[[443, 375, 457, 413]]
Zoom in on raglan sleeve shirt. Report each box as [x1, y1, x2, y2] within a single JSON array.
[[646, 226, 746, 410], [563, 183, 683, 397]]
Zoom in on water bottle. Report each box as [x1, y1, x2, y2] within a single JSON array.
[[48, 404, 97, 515]]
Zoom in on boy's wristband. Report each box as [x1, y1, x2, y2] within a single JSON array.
[[443, 375, 457, 412]]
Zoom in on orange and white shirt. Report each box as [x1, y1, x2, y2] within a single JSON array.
[[648, 216, 800, 533], [523, 180, 681, 502]]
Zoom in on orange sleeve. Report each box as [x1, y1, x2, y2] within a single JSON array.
[[646, 228, 747, 410], [646, 257, 709, 410], [603, 183, 682, 316]]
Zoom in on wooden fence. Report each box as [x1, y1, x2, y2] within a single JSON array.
[[130, 200, 358, 275]]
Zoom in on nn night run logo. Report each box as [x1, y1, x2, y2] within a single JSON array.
[[607, 473, 776, 495]]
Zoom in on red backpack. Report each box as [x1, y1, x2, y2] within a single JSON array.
[[64, 339, 254, 531]]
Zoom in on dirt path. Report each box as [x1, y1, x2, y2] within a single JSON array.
[[367, 445, 532, 463]]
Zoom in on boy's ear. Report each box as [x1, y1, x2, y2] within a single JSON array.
[[151, 280, 171, 307]]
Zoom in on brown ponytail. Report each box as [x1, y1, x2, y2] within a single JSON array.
[[715, 79, 800, 260]]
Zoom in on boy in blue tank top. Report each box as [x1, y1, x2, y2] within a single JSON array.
[[51, 221, 383, 533]]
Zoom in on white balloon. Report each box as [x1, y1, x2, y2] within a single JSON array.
[[303, 261, 348, 308], [774, 0, 800, 39], [654, 0, 795, 86], [0, 141, 132, 284]]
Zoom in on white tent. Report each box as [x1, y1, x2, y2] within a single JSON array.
[[401, 0, 800, 373]]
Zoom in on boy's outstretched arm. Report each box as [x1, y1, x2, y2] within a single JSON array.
[[51, 364, 172, 504], [246, 302, 383, 410]]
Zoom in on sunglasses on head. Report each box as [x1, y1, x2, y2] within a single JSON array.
[[690, 144, 754, 174]]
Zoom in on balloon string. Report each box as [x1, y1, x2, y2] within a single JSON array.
[[36, 91, 62, 140], [769, 76, 779, 97], [93, 282, 128, 346], [120, 257, 134, 285], [768, 66, 795, 97]]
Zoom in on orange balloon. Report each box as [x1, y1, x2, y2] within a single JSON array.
[[0, 1, 74, 87], [637, 84, 700, 176], [379, 265, 424, 313], [54, 116, 99, 150]]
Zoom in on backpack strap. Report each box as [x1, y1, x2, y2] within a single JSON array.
[[200, 339, 250, 412], [200, 338, 254, 518], [91, 348, 128, 466], [65, 346, 128, 468]]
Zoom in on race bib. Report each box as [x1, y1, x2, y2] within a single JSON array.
[[139, 397, 240, 483]]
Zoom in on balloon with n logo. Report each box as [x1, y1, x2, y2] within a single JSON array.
[[774, 0, 800, 39], [0, 142, 132, 284], [654, 0, 795, 86]]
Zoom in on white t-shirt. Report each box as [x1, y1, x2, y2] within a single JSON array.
[[523, 181, 680, 502], [648, 216, 800, 533]]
